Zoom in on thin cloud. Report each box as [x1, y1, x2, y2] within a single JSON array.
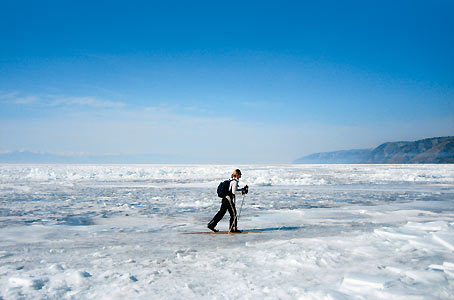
[[0, 91, 19, 99], [0, 91, 126, 109], [0, 91, 38, 104], [239, 100, 281, 109], [49, 96, 126, 108], [12, 96, 40, 104]]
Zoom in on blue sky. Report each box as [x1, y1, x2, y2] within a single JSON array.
[[1, 0, 453, 163]]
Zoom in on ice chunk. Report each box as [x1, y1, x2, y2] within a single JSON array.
[[443, 262, 454, 277], [405, 221, 448, 232], [433, 233, 454, 251], [66, 271, 92, 286], [443, 262, 454, 269], [8, 277, 45, 290], [404, 270, 446, 284], [374, 228, 420, 240], [301, 290, 352, 300], [49, 263, 65, 272], [429, 262, 454, 277], [0, 251, 12, 259], [341, 273, 390, 290]]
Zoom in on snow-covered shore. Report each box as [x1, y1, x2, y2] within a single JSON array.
[[1, 164, 453, 299]]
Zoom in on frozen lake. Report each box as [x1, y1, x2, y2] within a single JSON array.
[[1, 164, 453, 299]]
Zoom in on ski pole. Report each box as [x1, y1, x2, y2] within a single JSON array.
[[228, 195, 246, 232], [237, 195, 246, 222]]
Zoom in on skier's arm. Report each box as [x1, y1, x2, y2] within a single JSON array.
[[231, 180, 247, 194], [231, 180, 244, 195]]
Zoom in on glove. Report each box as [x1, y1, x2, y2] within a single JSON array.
[[243, 185, 249, 194]]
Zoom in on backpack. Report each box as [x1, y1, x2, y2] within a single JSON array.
[[217, 179, 232, 198]]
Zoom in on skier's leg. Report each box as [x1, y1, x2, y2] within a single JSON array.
[[208, 199, 228, 230], [226, 198, 238, 231]]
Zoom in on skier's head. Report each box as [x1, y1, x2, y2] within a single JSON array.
[[231, 169, 242, 179]]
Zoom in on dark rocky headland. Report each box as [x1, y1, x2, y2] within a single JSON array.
[[294, 136, 454, 164]]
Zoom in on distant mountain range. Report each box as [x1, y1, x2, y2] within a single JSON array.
[[294, 136, 454, 164], [2, 136, 453, 164], [0, 151, 185, 164]]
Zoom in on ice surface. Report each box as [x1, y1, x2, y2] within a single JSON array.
[[0, 164, 453, 299]]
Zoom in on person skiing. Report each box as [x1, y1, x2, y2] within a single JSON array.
[[208, 169, 248, 233]]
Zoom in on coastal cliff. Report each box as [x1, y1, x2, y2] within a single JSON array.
[[294, 136, 454, 164]]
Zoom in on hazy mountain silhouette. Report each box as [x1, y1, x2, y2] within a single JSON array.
[[0, 151, 184, 164], [294, 136, 454, 164]]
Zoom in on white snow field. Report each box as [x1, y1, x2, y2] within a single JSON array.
[[0, 164, 453, 300]]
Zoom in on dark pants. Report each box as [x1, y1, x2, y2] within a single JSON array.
[[208, 197, 237, 230]]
